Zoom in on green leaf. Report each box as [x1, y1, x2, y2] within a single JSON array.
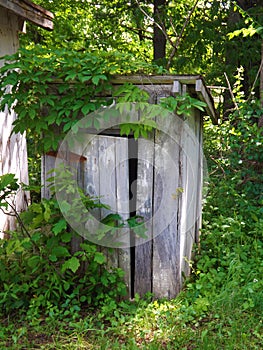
[[94, 252, 106, 265], [52, 219, 67, 235], [81, 104, 93, 115], [61, 232, 72, 243], [92, 74, 107, 85], [101, 213, 122, 227], [59, 201, 71, 213], [27, 255, 40, 268], [120, 123, 131, 136], [0, 173, 19, 191], [63, 281, 71, 291], [51, 246, 70, 258], [62, 256, 80, 273]]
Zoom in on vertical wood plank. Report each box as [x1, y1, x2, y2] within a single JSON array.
[[179, 111, 201, 277], [41, 154, 56, 199], [115, 137, 130, 296], [97, 136, 119, 268], [134, 137, 154, 296], [152, 116, 182, 299], [194, 113, 203, 244], [0, 10, 28, 236], [84, 134, 131, 294]]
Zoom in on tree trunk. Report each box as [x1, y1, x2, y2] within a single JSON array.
[[153, 0, 166, 63], [258, 40, 263, 127]]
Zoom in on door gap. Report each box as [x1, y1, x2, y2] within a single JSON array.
[[128, 137, 138, 299]]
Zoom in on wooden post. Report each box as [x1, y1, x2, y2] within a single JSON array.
[[0, 9, 29, 236]]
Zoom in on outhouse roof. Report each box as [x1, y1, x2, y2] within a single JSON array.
[[111, 75, 218, 124], [0, 0, 54, 30]]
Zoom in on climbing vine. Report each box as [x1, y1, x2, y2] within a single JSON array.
[[0, 45, 207, 152], [0, 46, 164, 152]]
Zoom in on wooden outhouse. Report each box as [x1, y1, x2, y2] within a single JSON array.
[[43, 75, 217, 299], [0, 0, 53, 236]]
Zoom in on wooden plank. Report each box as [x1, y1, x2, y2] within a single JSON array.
[[111, 75, 202, 85], [151, 114, 182, 299], [172, 81, 182, 95], [84, 135, 131, 291], [0, 8, 28, 237], [0, 0, 54, 30], [41, 154, 54, 199], [94, 136, 118, 268], [84, 134, 100, 199], [195, 79, 218, 124], [179, 111, 201, 277], [98, 135, 118, 217], [194, 113, 204, 245], [115, 137, 130, 296], [134, 137, 154, 296]]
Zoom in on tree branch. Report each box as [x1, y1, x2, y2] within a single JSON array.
[[120, 23, 153, 40], [166, 0, 200, 69], [224, 72, 239, 112], [135, 0, 175, 48]]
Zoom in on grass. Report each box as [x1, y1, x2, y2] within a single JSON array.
[[1, 290, 262, 349]]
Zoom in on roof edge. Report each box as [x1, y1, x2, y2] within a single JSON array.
[[0, 0, 54, 30], [111, 74, 219, 124]]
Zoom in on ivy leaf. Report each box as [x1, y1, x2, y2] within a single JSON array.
[[79, 75, 91, 83], [0, 174, 19, 192], [94, 252, 106, 265], [92, 74, 107, 85], [51, 246, 70, 258], [81, 104, 94, 115], [62, 256, 80, 273], [27, 255, 40, 268], [93, 118, 101, 129], [52, 219, 67, 235], [59, 200, 71, 213], [120, 123, 131, 136], [61, 232, 72, 243]]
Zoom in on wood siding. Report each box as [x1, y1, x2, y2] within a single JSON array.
[[0, 8, 29, 236]]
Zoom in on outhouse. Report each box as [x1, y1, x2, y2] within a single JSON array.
[[0, 0, 54, 236], [43, 75, 218, 299]]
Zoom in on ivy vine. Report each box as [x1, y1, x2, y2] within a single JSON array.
[[0, 46, 206, 152]]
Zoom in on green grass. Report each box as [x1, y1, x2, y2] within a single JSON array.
[[1, 291, 262, 349]]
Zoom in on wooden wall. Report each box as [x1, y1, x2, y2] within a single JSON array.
[[0, 7, 29, 237]]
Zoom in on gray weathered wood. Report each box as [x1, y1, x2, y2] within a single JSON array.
[[196, 78, 218, 124], [0, 0, 54, 30], [115, 136, 130, 295], [84, 134, 131, 295], [194, 112, 203, 245], [179, 110, 202, 277], [134, 137, 155, 296], [0, 2, 53, 237], [0, 8, 28, 236], [151, 114, 183, 299]]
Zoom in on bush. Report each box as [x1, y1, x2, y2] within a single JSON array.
[[0, 174, 127, 322]]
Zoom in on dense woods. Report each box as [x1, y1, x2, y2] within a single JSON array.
[[0, 0, 262, 348]]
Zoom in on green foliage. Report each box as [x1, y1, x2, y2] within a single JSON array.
[[0, 46, 163, 153], [112, 84, 207, 139], [0, 175, 127, 321], [0, 174, 19, 209], [193, 94, 263, 317]]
